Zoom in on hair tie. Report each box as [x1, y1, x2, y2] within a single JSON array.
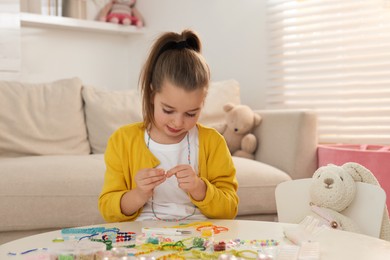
[[174, 40, 189, 50], [158, 40, 192, 57]]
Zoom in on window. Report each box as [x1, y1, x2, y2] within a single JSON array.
[[0, 0, 20, 77], [266, 0, 390, 145]]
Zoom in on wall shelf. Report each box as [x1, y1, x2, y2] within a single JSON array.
[[20, 12, 144, 35]]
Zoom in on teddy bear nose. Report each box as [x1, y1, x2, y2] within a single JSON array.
[[234, 128, 238, 132], [324, 178, 334, 187]]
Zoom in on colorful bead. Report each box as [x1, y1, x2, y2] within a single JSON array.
[[213, 241, 226, 251], [115, 231, 135, 242], [200, 228, 213, 238], [193, 237, 205, 247], [146, 237, 160, 244]]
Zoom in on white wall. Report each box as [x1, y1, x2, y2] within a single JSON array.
[[19, 0, 268, 108], [20, 27, 137, 91]]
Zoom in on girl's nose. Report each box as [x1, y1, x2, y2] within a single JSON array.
[[173, 114, 184, 127]]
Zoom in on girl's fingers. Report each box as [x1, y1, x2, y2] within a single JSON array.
[[137, 168, 166, 187], [166, 165, 190, 177]]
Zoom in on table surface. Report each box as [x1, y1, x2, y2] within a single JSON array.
[[1, 219, 390, 259]]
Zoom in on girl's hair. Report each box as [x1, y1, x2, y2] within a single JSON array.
[[139, 29, 210, 129]]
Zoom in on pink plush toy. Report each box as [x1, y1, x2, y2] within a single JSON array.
[[99, 0, 144, 27]]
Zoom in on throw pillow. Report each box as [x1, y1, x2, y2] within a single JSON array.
[[0, 77, 90, 157], [199, 79, 241, 126], [82, 86, 142, 154]]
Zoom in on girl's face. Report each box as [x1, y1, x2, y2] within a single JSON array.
[[151, 80, 207, 144]]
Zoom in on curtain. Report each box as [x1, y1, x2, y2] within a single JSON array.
[[266, 0, 390, 145]]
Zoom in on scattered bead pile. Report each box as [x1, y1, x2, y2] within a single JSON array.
[[8, 224, 281, 259]]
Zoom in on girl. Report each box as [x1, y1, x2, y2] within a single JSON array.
[[98, 29, 238, 222]]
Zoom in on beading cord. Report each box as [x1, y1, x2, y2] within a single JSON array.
[[78, 233, 99, 241], [61, 227, 108, 235], [147, 130, 197, 222], [133, 237, 206, 257], [76, 230, 136, 251], [196, 224, 229, 234], [133, 240, 186, 256], [60, 227, 120, 242], [7, 248, 48, 256], [160, 240, 186, 251], [146, 130, 191, 164], [90, 238, 113, 250]]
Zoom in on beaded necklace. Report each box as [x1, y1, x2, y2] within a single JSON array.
[[146, 130, 196, 222]]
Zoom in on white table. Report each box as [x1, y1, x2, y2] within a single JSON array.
[[1, 219, 390, 259]]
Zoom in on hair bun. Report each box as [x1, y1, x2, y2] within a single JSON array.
[[181, 30, 202, 52]]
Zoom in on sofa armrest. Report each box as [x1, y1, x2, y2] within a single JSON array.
[[252, 109, 318, 180]]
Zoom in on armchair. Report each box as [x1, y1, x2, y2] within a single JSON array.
[[234, 109, 318, 221]]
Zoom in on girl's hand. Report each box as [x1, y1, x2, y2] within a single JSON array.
[[135, 168, 166, 198], [166, 165, 206, 201], [120, 168, 166, 216]]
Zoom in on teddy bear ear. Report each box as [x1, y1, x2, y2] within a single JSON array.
[[342, 162, 364, 182], [223, 103, 235, 112], [341, 162, 379, 185], [254, 113, 262, 126]]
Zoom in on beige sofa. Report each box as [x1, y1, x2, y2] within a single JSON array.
[[0, 77, 318, 244]]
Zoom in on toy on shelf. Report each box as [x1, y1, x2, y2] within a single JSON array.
[[98, 0, 144, 27]]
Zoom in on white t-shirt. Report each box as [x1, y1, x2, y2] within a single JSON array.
[[137, 126, 207, 221]]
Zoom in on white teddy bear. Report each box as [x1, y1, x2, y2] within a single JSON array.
[[309, 163, 360, 233], [308, 162, 390, 241]]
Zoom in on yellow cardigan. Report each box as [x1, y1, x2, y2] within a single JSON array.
[[98, 122, 239, 222]]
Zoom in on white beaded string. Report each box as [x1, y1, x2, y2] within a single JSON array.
[[146, 130, 196, 222]]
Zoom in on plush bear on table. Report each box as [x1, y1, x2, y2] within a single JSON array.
[[214, 103, 262, 160], [307, 162, 390, 241], [99, 0, 144, 27]]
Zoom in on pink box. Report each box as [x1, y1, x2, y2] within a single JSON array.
[[318, 144, 390, 209]]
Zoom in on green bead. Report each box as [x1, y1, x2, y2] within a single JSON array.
[[146, 237, 159, 244], [193, 237, 205, 247]]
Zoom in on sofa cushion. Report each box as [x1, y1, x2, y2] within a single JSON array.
[[82, 79, 240, 154], [233, 157, 292, 216], [82, 86, 143, 154], [199, 79, 241, 126], [0, 155, 105, 232], [0, 77, 90, 157]]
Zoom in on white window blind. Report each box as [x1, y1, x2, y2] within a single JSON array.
[[266, 0, 390, 145], [0, 0, 20, 76]]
